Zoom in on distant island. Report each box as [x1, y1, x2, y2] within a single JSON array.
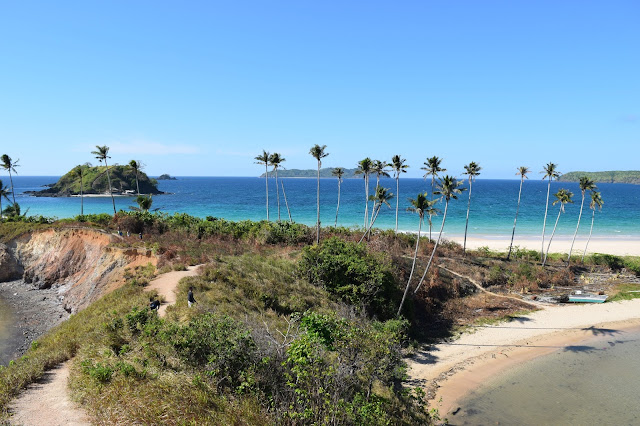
[[558, 171, 640, 185], [28, 165, 163, 197], [261, 167, 359, 178], [157, 174, 177, 180]]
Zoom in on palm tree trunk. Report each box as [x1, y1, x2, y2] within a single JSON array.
[[567, 192, 585, 263], [281, 180, 292, 223], [582, 210, 595, 263], [80, 173, 84, 216], [135, 171, 140, 195], [265, 164, 269, 221], [397, 216, 422, 316], [541, 179, 552, 259], [428, 176, 435, 241], [542, 208, 562, 267], [395, 176, 399, 232], [335, 179, 341, 227], [507, 177, 524, 260], [359, 204, 381, 243], [462, 180, 473, 255], [415, 200, 449, 294], [316, 162, 320, 244], [104, 159, 116, 215], [364, 175, 369, 228], [275, 168, 281, 221], [8, 170, 16, 205]]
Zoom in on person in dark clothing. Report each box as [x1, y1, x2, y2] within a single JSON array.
[[150, 298, 160, 311], [188, 286, 196, 307]]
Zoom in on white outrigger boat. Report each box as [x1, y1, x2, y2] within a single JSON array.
[[568, 290, 607, 303]]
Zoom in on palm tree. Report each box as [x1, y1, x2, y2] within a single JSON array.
[[0, 179, 12, 221], [540, 162, 561, 259], [135, 195, 153, 211], [421, 156, 446, 241], [462, 161, 482, 255], [1, 154, 19, 205], [255, 150, 271, 221], [269, 153, 286, 221], [397, 193, 436, 316], [507, 167, 530, 260], [71, 164, 90, 216], [391, 155, 409, 232], [542, 188, 573, 267], [355, 158, 373, 228], [331, 167, 345, 226], [359, 185, 393, 243], [582, 191, 603, 262], [567, 177, 597, 263], [414, 175, 465, 294], [128, 160, 143, 195], [91, 145, 117, 215], [309, 144, 329, 244]]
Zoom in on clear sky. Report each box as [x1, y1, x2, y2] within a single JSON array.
[[1, 1, 638, 178]]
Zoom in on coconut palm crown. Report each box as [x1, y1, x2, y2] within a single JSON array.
[[1, 154, 19, 205], [391, 155, 409, 232], [309, 144, 329, 244], [91, 145, 117, 215]]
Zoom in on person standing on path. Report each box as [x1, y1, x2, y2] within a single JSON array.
[[187, 286, 196, 307]]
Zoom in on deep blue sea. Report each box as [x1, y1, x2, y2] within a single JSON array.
[[6, 176, 640, 239]]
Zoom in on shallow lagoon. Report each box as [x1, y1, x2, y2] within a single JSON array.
[[455, 327, 640, 425]]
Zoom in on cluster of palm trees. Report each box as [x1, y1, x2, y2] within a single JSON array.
[[1, 154, 20, 220], [254, 150, 292, 224]]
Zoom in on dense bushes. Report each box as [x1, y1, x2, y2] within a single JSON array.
[[299, 237, 401, 319]]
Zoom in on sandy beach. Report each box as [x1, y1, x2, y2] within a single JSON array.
[[408, 298, 640, 417], [449, 235, 640, 257]]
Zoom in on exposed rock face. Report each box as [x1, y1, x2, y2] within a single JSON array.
[[4, 228, 157, 313], [0, 243, 22, 282]]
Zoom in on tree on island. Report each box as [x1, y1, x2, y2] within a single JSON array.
[[507, 166, 530, 260], [567, 177, 597, 264], [421, 156, 446, 241], [133, 195, 153, 211], [414, 175, 465, 294], [540, 162, 561, 260], [582, 190, 604, 262], [255, 150, 270, 221], [391, 155, 408, 233], [309, 144, 329, 244], [462, 161, 481, 255], [1, 154, 19, 205], [355, 158, 373, 228], [397, 192, 437, 316], [269, 153, 285, 221], [0, 179, 11, 221], [92, 145, 117, 215], [128, 160, 144, 195], [542, 188, 573, 267], [331, 167, 345, 227]]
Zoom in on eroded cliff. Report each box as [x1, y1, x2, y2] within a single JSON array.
[[1, 228, 156, 313]]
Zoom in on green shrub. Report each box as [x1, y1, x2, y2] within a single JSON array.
[[591, 253, 625, 271], [298, 237, 400, 319]]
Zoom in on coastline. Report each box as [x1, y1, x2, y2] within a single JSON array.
[[408, 299, 640, 417]]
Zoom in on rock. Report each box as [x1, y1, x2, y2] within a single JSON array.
[[0, 243, 22, 282]]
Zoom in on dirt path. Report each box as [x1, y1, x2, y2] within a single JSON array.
[[145, 265, 202, 317], [8, 362, 90, 426]]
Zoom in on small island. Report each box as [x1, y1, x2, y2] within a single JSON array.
[[157, 174, 177, 180], [558, 170, 640, 185], [28, 165, 164, 197]]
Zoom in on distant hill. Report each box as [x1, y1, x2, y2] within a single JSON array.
[[261, 167, 360, 178], [30, 165, 163, 196], [558, 171, 640, 185], [157, 174, 177, 180]]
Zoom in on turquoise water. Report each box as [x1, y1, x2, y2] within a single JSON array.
[[7, 176, 640, 238], [456, 327, 640, 425]]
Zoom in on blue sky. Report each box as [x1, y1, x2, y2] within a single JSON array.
[[1, 1, 638, 178]]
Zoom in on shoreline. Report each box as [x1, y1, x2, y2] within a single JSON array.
[[408, 299, 640, 417]]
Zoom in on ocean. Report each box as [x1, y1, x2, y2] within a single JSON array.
[[6, 176, 640, 239]]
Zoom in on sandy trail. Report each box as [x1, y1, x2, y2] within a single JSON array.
[[408, 298, 640, 416], [8, 362, 90, 426], [145, 265, 202, 317]]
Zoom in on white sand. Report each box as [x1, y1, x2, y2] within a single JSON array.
[[451, 235, 640, 257], [408, 298, 640, 415]]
